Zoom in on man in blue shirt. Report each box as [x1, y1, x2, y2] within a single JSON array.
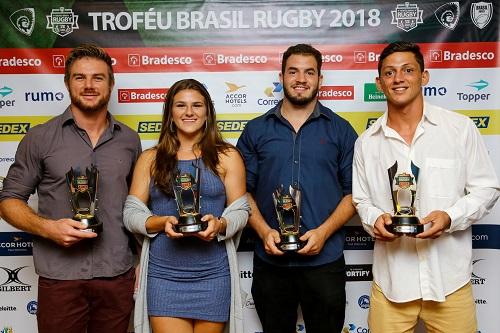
[[237, 44, 357, 333]]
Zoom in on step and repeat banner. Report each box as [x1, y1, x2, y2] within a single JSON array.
[[0, 1, 499, 332]]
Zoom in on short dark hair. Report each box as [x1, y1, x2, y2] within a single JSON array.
[[64, 44, 114, 84], [281, 44, 322, 75], [378, 41, 425, 75]]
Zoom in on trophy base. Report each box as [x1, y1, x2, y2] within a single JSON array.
[[388, 216, 423, 236], [176, 214, 207, 234], [77, 216, 102, 234], [279, 234, 303, 252]]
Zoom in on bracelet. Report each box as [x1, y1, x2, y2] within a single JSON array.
[[216, 216, 225, 236]]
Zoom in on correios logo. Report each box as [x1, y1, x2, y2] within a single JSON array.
[[318, 86, 354, 100], [343, 324, 370, 333], [9, 8, 35, 36], [258, 82, 282, 106], [46, 7, 79, 37]]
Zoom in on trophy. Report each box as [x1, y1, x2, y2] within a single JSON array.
[[66, 165, 102, 233], [387, 161, 423, 235], [272, 185, 303, 251], [172, 167, 206, 233]]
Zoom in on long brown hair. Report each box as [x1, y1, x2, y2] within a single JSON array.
[[152, 79, 232, 195]]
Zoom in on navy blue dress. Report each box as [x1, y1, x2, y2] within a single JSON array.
[[147, 159, 230, 322]]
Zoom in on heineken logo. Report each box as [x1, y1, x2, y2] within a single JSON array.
[[46, 7, 79, 37]]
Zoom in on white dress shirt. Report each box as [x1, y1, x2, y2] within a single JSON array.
[[352, 102, 499, 302]]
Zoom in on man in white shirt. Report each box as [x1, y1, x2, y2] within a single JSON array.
[[352, 41, 499, 333]]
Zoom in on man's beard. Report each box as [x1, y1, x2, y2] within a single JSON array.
[[70, 90, 110, 113], [283, 84, 319, 106]]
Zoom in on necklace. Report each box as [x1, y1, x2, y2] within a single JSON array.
[[178, 147, 194, 152]]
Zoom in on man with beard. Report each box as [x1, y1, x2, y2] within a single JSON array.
[[0, 44, 141, 333], [237, 44, 357, 333]]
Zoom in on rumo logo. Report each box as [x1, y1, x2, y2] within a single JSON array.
[[25, 91, 64, 102]]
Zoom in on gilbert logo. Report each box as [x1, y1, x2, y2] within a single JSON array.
[[391, 2, 423, 32], [9, 8, 35, 36], [471, 2, 493, 29], [46, 7, 79, 37], [434, 2, 460, 30]]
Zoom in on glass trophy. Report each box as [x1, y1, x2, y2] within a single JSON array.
[[66, 165, 102, 233], [387, 161, 423, 235]]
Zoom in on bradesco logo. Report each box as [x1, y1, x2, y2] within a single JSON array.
[[457, 79, 491, 102], [0, 86, 15, 110], [318, 86, 354, 100], [429, 49, 495, 63], [128, 54, 192, 66], [364, 83, 386, 102], [118, 88, 168, 103], [204, 53, 267, 65]]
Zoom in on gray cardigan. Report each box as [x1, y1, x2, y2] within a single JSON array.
[[123, 194, 250, 333]]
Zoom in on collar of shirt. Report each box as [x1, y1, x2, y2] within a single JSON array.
[[60, 106, 121, 133], [265, 100, 332, 124]]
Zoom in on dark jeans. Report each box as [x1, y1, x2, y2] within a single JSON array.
[[37, 268, 135, 333], [252, 254, 346, 333]]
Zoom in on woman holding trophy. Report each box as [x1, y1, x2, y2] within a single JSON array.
[[124, 79, 249, 333]]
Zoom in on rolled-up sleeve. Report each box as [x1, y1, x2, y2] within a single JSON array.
[[0, 130, 42, 202]]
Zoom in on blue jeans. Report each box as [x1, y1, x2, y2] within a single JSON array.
[[251, 254, 346, 333]]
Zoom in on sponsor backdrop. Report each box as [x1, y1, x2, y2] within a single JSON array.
[[0, 1, 499, 332]]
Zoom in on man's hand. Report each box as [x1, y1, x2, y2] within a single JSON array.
[[416, 210, 451, 239], [297, 228, 328, 255], [262, 228, 284, 255], [47, 218, 97, 247], [373, 213, 399, 241]]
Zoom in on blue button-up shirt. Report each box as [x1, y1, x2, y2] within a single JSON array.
[[237, 101, 357, 267]]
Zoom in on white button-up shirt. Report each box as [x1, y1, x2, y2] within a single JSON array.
[[352, 102, 499, 302]]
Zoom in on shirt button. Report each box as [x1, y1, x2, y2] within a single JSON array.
[[294, 160, 298, 164]]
